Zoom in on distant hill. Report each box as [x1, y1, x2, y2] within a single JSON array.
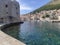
[[31, 0, 60, 14], [49, 0, 60, 5]]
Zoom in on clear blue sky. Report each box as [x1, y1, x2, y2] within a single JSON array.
[[16, 0, 51, 15]]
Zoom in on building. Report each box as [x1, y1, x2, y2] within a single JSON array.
[[0, 0, 20, 24]]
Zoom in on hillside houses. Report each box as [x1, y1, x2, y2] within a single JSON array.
[[20, 9, 60, 21]]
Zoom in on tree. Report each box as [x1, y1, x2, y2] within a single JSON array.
[[42, 16, 45, 19], [45, 13, 50, 17]]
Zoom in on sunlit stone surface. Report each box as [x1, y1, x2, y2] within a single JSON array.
[[0, 31, 25, 45]]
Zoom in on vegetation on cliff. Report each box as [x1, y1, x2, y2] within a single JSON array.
[[32, 4, 60, 14]]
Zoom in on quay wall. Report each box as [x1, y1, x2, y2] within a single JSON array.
[[0, 22, 25, 45]]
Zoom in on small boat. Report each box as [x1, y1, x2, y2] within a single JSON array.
[[20, 21, 24, 24]]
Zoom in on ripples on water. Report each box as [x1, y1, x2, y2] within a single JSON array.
[[2, 21, 60, 45]]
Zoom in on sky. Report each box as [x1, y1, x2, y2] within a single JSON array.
[[16, 0, 51, 15]]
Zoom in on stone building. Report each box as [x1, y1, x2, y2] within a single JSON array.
[[0, 0, 20, 24]]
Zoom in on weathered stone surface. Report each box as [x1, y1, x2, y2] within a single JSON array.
[[0, 31, 26, 45]]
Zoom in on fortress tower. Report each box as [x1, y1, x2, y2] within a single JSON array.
[[0, 0, 20, 24]]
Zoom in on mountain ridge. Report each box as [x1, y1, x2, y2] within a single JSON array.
[[31, 0, 60, 14]]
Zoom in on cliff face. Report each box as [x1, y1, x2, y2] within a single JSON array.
[[32, 0, 60, 14]]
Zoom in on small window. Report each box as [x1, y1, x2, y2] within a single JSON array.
[[6, 12, 8, 14], [5, 5, 8, 7], [16, 7, 17, 9]]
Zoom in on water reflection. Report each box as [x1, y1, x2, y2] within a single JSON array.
[[2, 21, 60, 45], [19, 21, 60, 45], [2, 25, 20, 39]]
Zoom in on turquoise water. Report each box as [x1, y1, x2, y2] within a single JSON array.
[[2, 21, 60, 45]]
